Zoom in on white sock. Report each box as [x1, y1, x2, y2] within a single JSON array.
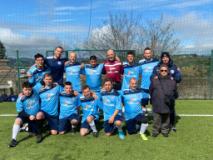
[[12, 124, 20, 140], [89, 120, 97, 132], [139, 123, 148, 134], [72, 125, 76, 129]]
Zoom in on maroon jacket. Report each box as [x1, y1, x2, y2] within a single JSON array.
[[102, 60, 123, 83]]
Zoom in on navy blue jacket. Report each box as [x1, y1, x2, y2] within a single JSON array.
[[151, 60, 182, 83]]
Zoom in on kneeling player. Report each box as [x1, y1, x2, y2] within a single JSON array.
[[58, 82, 80, 134], [99, 79, 125, 140], [34, 73, 62, 135], [79, 85, 99, 137], [9, 82, 43, 147], [122, 78, 148, 140]]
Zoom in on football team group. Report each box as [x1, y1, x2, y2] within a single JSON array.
[[8, 46, 181, 147]]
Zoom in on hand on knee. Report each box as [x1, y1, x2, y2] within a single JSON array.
[[115, 121, 122, 127], [87, 116, 94, 123], [71, 119, 78, 126]]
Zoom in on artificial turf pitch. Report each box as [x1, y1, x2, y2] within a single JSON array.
[[0, 100, 212, 160]]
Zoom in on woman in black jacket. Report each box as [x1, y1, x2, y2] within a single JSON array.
[[150, 64, 178, 137]]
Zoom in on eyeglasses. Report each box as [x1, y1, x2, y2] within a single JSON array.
[[160, 70, 168, 72]]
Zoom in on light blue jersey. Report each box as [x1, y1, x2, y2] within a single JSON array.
[[122, 62, 141, 91], [65, 62, 82, 92], [82, 64, 103, 92], [59, 91, 79, 119], [16, 91, 40, 116], [139, 58, 159, 90], [34, 83, 62, 116], [121, 89, 143, 121], [79, 95, 99, 123], [98, 90, 122, 121], [27, 65, 50, 85]]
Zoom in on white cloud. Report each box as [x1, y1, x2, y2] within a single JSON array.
[[165, 0, 212, 9], [166, 12, 213, 50], [0, 23, 87, 34], [112, 0, 213, 10], [51, 18, 74, 23], [0, 27, 62, 57], [55, 6, 90, 11]]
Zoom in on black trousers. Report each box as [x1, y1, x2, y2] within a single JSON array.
[[169, 105, 176, 127], [152, 112, 170, 135]]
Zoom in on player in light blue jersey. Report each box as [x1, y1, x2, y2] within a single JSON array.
[[64, 52, 83, 92], [122, 51, 141, 91], [139, 47, 159, 108], [99, 79, 125, 140], [121, 78, 148, 140], [82, 55, 103, 94], [34, 73, 62, 135], [58, 82, 80, 134], [79, 85, 99, 137], [27, 53, 50, 86], [9, 82, 43, 147]]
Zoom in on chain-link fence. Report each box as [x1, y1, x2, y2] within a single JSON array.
[[2, 49, 213, 99]]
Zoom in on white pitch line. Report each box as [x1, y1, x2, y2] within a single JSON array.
[[0, 114, 17, 117], [178, 114, 213, 117]]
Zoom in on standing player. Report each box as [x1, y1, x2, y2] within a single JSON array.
[[150, 64, 178, 137], [64, 52, 83, 92], [9, 82, 43, 147], [45, 46, 67, 85], [79, 85, 99, 137], [58, 82, 80, 134], [82, 55, 104, 94], [121, 78, 148, 140], [99, 79, 125, 140], [152, 52, 181, 131], [27, 53, 50, 85], [34, 73, 62, 135], [139, 47, 159, 109], [122, 51, 141, 91], [102, 49, 123, 90]]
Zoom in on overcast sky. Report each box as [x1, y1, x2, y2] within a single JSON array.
[[0, 0, 213, 57]]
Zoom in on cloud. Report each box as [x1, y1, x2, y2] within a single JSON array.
[[112, 0, 213, 10], [165, 0, 212, 9], [0, 27, 63, 57], [0, 23, 88, 34], [166, 12, 213, 50], [51, 18, 74, 23], [54, 6, 91, 11]]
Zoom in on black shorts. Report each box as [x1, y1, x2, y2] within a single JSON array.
[[126, 114, 148, 134], [104, 115, 123, 133]]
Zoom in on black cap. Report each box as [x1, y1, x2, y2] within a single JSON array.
[[160, 52, 171, 59]]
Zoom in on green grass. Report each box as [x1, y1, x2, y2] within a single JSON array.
[[0, 101, 213, 160]]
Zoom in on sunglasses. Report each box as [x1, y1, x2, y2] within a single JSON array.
[[160, 69, 168, 72]]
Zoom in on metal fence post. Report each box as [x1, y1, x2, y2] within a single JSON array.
[[16, 50, 21, 93], [208, 50, 213, 99]]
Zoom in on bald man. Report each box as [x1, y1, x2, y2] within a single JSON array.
[[64, 52, 83, 92], [102, 49, 123, 90]]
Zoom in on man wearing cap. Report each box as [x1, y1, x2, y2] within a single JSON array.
[[151, 52, 181, 132]]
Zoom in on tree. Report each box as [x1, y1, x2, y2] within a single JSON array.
[[84, 14, 180, 55], [143, 16, 180, 55], [0, 41, 6, 59]]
